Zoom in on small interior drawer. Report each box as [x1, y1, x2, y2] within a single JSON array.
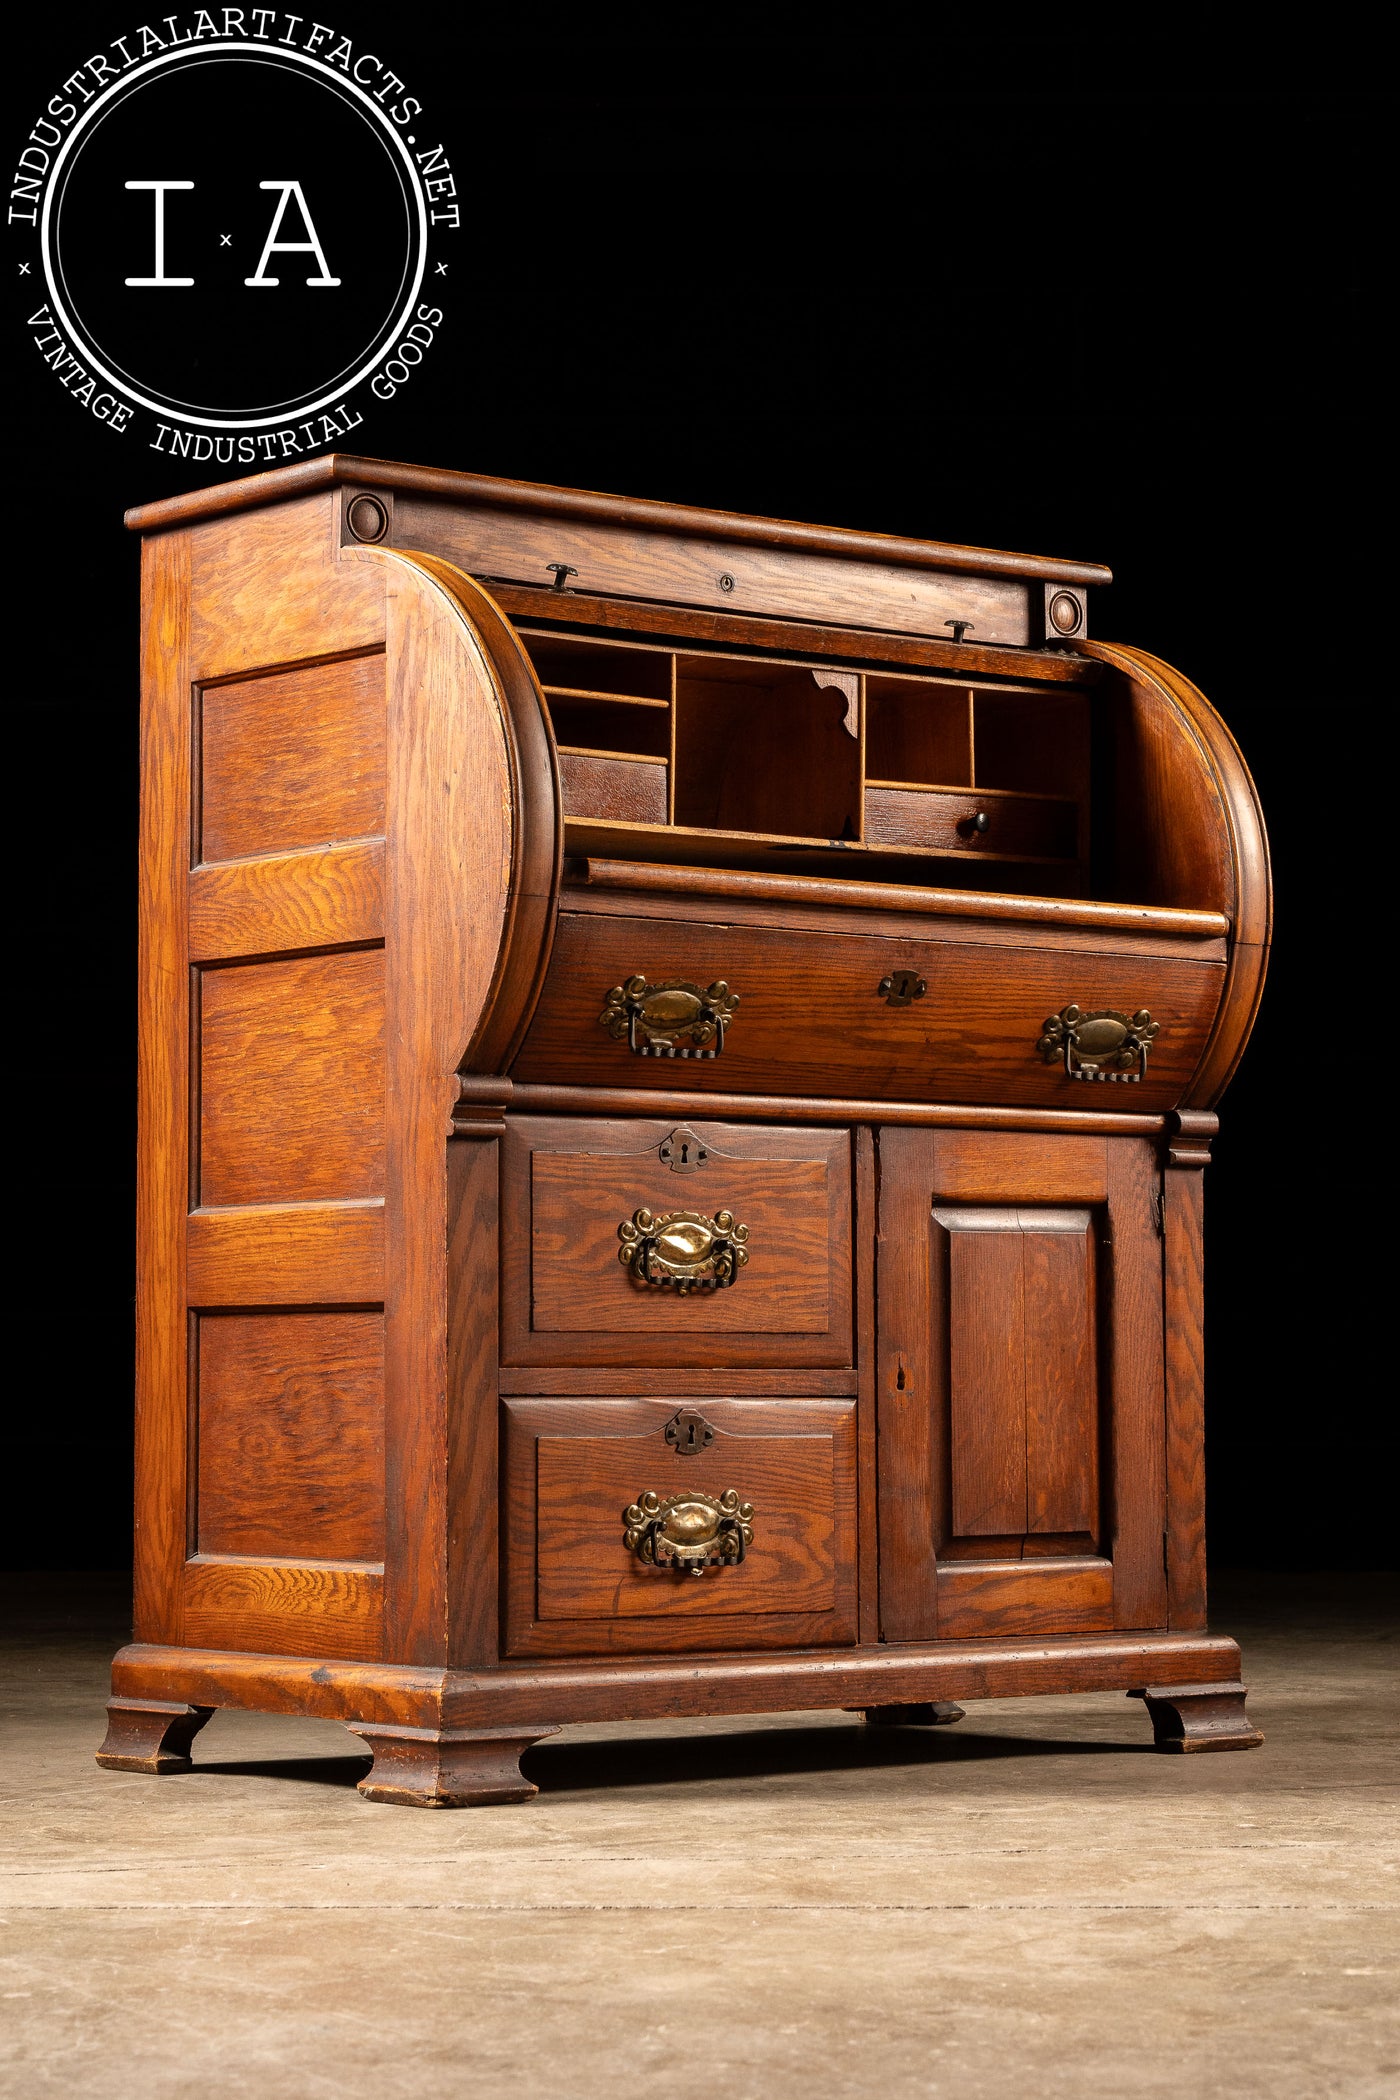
[[864, 783, 1078, 860], [501, 1396, 859, 1655], [500, 1116, 853, 1368], [558, 749, 668, 825]]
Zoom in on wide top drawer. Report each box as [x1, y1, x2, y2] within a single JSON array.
[[511, 903, 1226, 1111]]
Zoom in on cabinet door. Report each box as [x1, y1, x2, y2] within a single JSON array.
[[877, 1128, 1166, 1641]]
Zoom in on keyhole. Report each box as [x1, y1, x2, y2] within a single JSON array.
[[679, 1141, 690, 1165], [896, 1360, 908, 1391]]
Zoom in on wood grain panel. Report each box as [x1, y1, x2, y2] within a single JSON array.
[[1023, 1217, 1098, 1535], [878, 1129, 1158, 1644], [198, 947, 385, 1207], [188, 493, 386, 680], [558, 750, 668, 825], [536, 1434, 837, 1619], [186, 1201, 384, 1306], [935, 1558, 1114, 1639], [189, 840, 384, 961], [530, 1156, 831, 1333], [502, 1117, 852, 1368], [394, 497, 1033, 646], [864, 784, 1078, 861], [514, 912, 1223, 1113], [179, 1557, 383, 1661], [944, 1215, 1026, 1535], [501, 1397, 857, 1656], [134, 529, 193, 1646], [200, 652, 385, 864], [195, 1310, 385, 1562]]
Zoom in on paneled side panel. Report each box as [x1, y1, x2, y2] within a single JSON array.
[[940, 1212, 1027, 1536], [199, 652, 386, 864], [198, 948, 385, 1207], [1023, 1218, 1098, 1535], [196, 1311, 385, 1562]]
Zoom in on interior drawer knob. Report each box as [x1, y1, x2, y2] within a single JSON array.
[[618, 1207, 750, 1291], [599, 974, 739, 1057], [1036, 1004, 1161, 1082], [622, 1488, 755, 1575]]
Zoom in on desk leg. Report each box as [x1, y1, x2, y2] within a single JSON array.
[[347, 1722, 561, 1807], [1129, 1681, 1264, 1752], [96, 1699, 215, 1773]]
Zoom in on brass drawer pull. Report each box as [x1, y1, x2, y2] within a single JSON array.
[[618, 1207, 750, 1292], [622, 1488, 755, 1575], [1037, 1004, 1161, 1083], [599, 975, 739, 1057]]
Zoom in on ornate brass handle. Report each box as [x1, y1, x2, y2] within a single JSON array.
[[622, 1488, 755, 1575], [618, 1208, 750, 1292], [1037, 1004, 1161, 1083], [599, 975, 739, 1057]]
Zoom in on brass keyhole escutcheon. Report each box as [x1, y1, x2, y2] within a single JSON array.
[[878, 969, 927, 1007]]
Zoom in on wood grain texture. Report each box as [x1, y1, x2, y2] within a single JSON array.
[[501, 1117, 852, 1368], [109, 1630, 1244, 1734], [134, 528, 193, 1646], [508, 584, 1092, 682], [558, 749, 668, 825], [186, 1200, 384, 1305], [1023, 1217, 1099, 1535], [393, 557, 562, 1080], [1164, 1150, 1209, 1630], [179, 1557, 383, 1660], [512, 1082, 1164, 1137], [188, 492, 386, 680], [198, 653, 386, 864], [195, 1310, 385, 1562], [934, 1204, 1098, 1542], [189, 840, 384, 961], [934, 1558, 1114, 1639], [568, 860, 1229, 943], [364, 553, 521, 1665], [398, 498, 1033, 646], [349, 1723, 558, 1806], [131, 455, 1112, 586], [1082, 640, 1270, 1108], [943, 1215, 1028, 1535], [501, 1398, 858, 1655], [197, 947, 386, 1207], [1104, 1139, 1168, 1630], [864, 783, 1078, 862], [877, 1130, 1160, 1643], [445, 1137, 501, 1668], [512, 911, 1223, 1112], [854, 1127, 880, 1645]]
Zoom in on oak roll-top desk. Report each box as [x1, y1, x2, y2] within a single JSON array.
[[100, 457, 1270, 1806]]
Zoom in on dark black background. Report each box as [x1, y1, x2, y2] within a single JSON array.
[[5, 12, 1391, 1570]]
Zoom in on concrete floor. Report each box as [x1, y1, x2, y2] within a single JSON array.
[[1, 1575, 1395, 2100]]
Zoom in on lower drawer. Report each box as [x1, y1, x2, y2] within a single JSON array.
[[500, 1396, 858, 1656]]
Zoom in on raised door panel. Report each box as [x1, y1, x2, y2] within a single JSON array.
[[878, 1129, 1165, 1643], [500, 1117, 853, 1369], [501, 1397, 858, 1656]]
